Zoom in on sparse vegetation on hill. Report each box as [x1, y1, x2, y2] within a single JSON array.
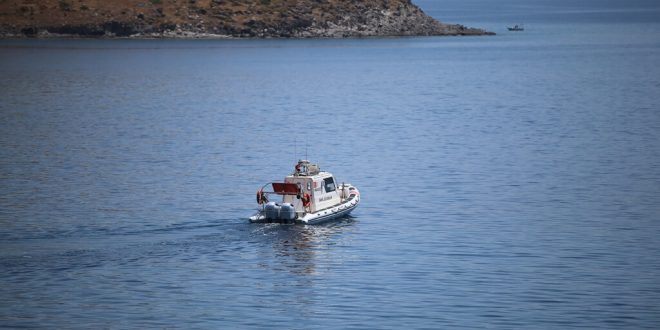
[[0, 0, 493, 38]]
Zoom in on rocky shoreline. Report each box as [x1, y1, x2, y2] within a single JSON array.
[[0, 0, 494, 39]]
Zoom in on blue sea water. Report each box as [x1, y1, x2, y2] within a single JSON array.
[[1, 0, 660, 328]]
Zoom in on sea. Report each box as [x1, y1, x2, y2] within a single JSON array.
[[1, 0, 660, 328]]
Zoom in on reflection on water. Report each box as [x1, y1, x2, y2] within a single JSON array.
[[254, 218, 356, 276]]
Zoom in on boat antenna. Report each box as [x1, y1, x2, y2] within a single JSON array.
[[305, 143, 308, 161]]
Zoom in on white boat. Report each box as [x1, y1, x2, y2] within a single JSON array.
[[249, 160, 360, 224]]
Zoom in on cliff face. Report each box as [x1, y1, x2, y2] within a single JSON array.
[[0, 0, 493, 38]]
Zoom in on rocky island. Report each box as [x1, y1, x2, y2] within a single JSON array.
[[0, 0, 494, 38]]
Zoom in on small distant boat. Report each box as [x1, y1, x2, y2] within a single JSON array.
[[507, 24, 524, 31], [249, 160, 360, 225]]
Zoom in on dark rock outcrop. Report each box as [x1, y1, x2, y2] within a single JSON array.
[[0, 0, 493, 38]]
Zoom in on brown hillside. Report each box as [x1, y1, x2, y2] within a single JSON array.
[[0, 0, 493, 38]]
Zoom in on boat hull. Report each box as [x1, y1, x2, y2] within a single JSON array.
[[249, 192, 360, 225]]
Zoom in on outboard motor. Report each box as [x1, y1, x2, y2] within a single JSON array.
[[279, 203, 296, 221], [264, 202, 280, 220]]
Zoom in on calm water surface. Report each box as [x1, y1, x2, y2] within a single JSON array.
[[2, 1, 660, 328]]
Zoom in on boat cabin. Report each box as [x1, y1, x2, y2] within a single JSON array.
[[270, 160, 341, 214]]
